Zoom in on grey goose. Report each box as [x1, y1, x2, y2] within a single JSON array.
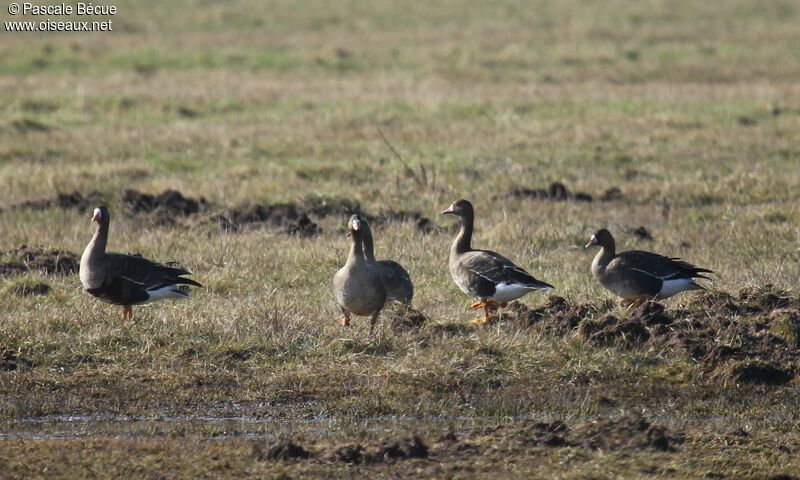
[[79, 206, 202, 320], [442, 199, 554, 324], [332, 214, 387, 332], [585, 228, 712, 307], [360, 217, 413, 304]]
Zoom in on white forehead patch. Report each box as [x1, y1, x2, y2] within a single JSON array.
[[591, 234, 597, 241], [352, 218, 361, 230], [93, 208, 102, 220]]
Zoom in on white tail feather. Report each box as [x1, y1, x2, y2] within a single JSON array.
[[141, 285, 190, 304]]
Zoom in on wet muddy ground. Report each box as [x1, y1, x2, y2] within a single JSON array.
[[0, 410, 797, 478]]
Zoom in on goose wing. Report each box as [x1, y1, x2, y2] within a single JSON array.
[[460, 250, 554, 292], [614, 250, 712, 280]]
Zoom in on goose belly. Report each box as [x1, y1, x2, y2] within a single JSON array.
[[489, 282, 533, 303], [335, 274, 385, 316], [133, 284, 189, 305], [658, 278, 697, 298]]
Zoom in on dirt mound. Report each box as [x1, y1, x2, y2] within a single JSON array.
[[591, 288, 799, 385], [578, 313, 650, 346], [573, 411, 683, 452], [494, 182, 623, 203], [385, 303, 428, 331], [503, 296, 612, 336], [123, 189, 208, 224], [212, 203, 321, 237], [326, 435, 428, 464], [367, 210, 435, 233], [252, 439, 311, 461], [0, 245, 79, 276], [500, 288, 799, 386], [12, 191, 105, 212]]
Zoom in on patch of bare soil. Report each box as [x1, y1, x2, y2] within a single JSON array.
[[494, 182, 623, 203], [0, 245, 79, 277], [123, 189, 208, 224], [212, 197, 434, 236], [11, 191, 106, 213], [211, 203, 321, 237]]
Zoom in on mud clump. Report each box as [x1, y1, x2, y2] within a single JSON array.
[[0, 245, 79, 276], [515, 421, 571, 448], [494, 182, 623, 204], [600, 187, 624, 201], [212, 203, 321, 237], [252, 439, 311, 461], [715, 360, 792, 386], [327, 436, 428, 464], [503, 296, 611, 336], [631, 301, 671, 326], [573, 411, 682, 452], [385, 302, 428, 332], [633, 226, 654, 241], [770, 309, 800, 348], [12, 191, 105, 212], [0, 349, 33, 371], [371, 435, 428, 462], [578, 314, 650, 347], [123, 189, 208, 224], [327, 444, 365, 464]]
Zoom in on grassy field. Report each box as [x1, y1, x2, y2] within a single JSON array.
[[1, 0, 800, 478]]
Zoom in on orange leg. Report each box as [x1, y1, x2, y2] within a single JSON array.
[[341, 313, 351, 327], [122, 305, 133, 321], [470, 300, 504, 324]]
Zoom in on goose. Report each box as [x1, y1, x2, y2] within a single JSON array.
[[79, 206, 202, 320], [585, 228, 712, 307], [441, 199, 554, 324], [332, 214, 387, 332], [360, 218, 413, 304]]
